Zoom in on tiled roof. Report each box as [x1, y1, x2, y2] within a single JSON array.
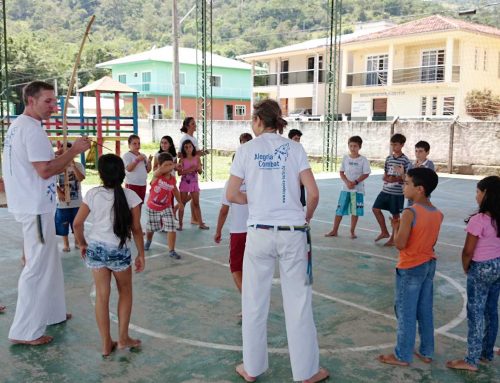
[[237, 22, 394, 60], [78, 76, 139, 93], [345, 15, 500, 44], [97, 46, 251, 70]]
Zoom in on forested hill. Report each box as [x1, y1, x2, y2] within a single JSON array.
[[3, 0, 498, 97]]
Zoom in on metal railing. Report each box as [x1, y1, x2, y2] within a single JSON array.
[[346, 71, 388, 87], [253, 70, 325, 87]]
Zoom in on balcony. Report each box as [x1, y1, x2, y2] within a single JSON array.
[[254, 70, 325, 87], [346, 71, 388, 87], [346, 65, 460, 87]]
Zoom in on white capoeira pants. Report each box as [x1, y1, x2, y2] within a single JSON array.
[[8, 212, 67, 341], [242, 227, 320, 381]]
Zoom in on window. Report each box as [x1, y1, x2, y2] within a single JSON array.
[[483, 49, 488, 71], [210, 75, 221, 87], [118, 74, 126, 84], [421, 96, 427, 116], [179, 72, 186, 85], [431, 96, 438, 116], [134, 72, 138, 78], [142, 72, 151, 92], [280, 60, 289, 85], [235, 105, 246, 116], [307, 55, 324, 83], [366, 54, 388, 86], [443, 97, 455, 115], [421, 50, 445, 82]]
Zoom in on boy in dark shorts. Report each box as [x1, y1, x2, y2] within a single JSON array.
[[372, 133, 410, 246]]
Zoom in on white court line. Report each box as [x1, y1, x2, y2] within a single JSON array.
[[320, 247, 467, 337], [92, 240, 470, 353], [312, 218, 462, 248]]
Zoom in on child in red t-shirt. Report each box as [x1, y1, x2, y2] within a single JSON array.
[[144, 153, 184, 259]]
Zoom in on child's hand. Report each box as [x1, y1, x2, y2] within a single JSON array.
[[135, 255, 145, 272], [80, 245, 87, 260]]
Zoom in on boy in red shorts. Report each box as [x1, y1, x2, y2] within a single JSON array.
[[214, 133, 252, 296]]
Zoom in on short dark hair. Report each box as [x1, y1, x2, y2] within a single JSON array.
[[415, 140, 430, 152], [22, 81, 54, 104], [407, 168, 438, 197], [127, 134, 140, 145], [288, 129, 302, 139], [158, 152, 173, 165], [391, 133, 406, 144], [348, 135, 363, 147], [239, 133, 253, 143]]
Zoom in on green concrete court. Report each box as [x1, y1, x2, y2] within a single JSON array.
[[0, 173, 499, 382]]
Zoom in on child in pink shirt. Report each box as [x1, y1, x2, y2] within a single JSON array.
[[447, 176, 500, 371]]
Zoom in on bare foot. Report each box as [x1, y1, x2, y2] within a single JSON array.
[[235, 364, 256, 382], [374, 232, 390, 242], [324, 231, 337, 237], [415, 352, 432, 363], [377, 353, 409, 366], [118, 337, 141, 350], [102, 341, 118, 357], [303, 367, 329, 383], [0, 305, 6, 313], [446, 359, 478, 371], [74, 243, 80, 250], [199, 223, 209, 230], [384, 240, 395, 247], [62, 247, 71, 252], [350, 233, 357, 239], [9, 335, 53, 345]]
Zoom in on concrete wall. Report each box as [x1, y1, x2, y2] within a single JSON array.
[[150, 119, 500, 168]]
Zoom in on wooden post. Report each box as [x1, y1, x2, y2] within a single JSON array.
[[96, 90, 103, 157], [115, 92, 121, 156]]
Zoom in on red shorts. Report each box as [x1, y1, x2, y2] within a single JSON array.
[[229, 232, 247, 273], [125, 184, 147, 203]]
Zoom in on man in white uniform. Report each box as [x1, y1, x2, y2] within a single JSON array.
[[227, 99, 328, 383], [2, 81, 91, 345]]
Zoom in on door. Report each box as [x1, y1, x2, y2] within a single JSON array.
[[372, 98, 387, 120], [225, 104, 234, 120]]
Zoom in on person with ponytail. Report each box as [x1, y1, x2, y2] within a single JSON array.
[[226, 99, 328, 383], [73, 154, 145, 357], [447, 176, 500, 371]]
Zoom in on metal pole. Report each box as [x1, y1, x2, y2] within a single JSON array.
[[172, 0, 181, 120]]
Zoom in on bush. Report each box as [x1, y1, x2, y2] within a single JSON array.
[[465, 89, 500, 121]]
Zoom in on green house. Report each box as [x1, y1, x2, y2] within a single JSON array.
[[97, 46, 252, 120]]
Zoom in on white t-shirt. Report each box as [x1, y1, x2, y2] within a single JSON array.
[[179, 134, 199, 151], [83, 186, 142, 247], [221, 181, 249, 233], [339, 154, 371, 194], [122, 151, 148, 186], [2, 114, 57, 214], [230, 133, 310, 226], [57, 162, 85, 209]]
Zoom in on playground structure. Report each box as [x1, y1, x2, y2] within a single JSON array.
[[45, 76, 139, 166]]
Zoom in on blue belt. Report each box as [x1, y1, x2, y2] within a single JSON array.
[[249, 224, 308, 232]]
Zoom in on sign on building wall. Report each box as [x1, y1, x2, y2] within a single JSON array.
[[351, 100, 371, 117]]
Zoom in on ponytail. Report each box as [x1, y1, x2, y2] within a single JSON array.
[[98, 154, 133, 248], [112, 185, 132, 249], [253, 99, 287, 134]]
